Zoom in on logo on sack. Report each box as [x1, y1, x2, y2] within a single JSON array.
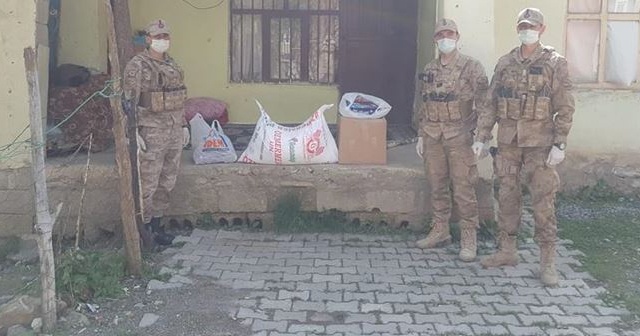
[[273, 129, 283, 164], [305, 130, 325, 158], [289, 138, 298, 162]]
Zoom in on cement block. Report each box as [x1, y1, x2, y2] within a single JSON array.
[[0, 190, 33, 215], [365, 190, 416, 213], [0, 214, 32, 237], [218, 188, 268, 212]]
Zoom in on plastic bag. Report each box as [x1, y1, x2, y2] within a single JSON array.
[[190, 113, 237, 164], [339, 92, 392, 119], [238, 101, 338, 165]]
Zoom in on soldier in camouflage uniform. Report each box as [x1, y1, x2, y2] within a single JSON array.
[[123, 19, 190, 245], [415, 19, 489, 262], [473, 8, 575, 286]]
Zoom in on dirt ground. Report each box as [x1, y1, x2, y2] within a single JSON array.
[[0, 245, 252, 336]]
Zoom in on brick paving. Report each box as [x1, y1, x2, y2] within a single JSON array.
[[164, 229, 634, 336]]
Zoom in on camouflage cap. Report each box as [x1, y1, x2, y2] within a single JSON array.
[[146, 19, 170, 36], [434, 18, 458, 36], [517, 8, 544, 26]]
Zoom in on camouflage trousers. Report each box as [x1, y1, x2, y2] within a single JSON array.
[[138, 126, 183, 223], [423, 131, 479, 230], [494, 144, 559, 243]]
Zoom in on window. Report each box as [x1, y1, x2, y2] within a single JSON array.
[[230, 0, 339, 84], [566, 0, 640, 88]]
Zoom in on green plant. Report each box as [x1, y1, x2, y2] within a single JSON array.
[[197, 212, 218, 230], [0, 236, 20, 262], [56, 251, 126, 302], [559, 215, 640, 316], [560, 179, 622, 203]]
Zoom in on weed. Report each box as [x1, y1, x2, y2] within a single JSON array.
[[559, 214, 640, 315], [559, 179, 623, 203], [56, 250, 126, 303], [273, 193, 414, 237], [0, 236, 20, 263], [197, 212, 218, 230]]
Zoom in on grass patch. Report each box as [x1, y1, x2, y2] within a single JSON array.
[[273, 193, 414, 236], [559, 179, 626, 203], [0, 236, 20, 263], [559, 213, 640, 315], [56, 250, 126, 303]]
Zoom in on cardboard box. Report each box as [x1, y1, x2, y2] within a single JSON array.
[[338, 116, 387, 165]]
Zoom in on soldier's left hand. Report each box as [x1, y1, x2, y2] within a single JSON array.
[[546, 146, 565, 166], [182, 127, 190, 147]]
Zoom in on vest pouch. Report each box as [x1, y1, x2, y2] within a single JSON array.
[[164, 88, 187, 111], [522, 95, 536, 120], [506, 98, 522, 120], [437, 102, 449, 122], [447, 100, 462, 121], [139, 91, 165, 112], [534, 96, 551, 120], [528, 74, 544, 92], [426, 101, 439, 122], [497, 98, 508, 119]]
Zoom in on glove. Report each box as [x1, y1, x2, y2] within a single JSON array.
[[472, 141, 489, 159], [182, 127, 190, 147], [136, 132, 147, 152], [546, 146, 565, 166], [416, 137, 424, 158]]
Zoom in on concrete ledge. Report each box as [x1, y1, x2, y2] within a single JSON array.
[[1, 145, 495, 239]]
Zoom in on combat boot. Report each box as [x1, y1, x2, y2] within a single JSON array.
[[539, 243, 559, 287], [459, 227, 477, 262], [480, 232, 518, 268], [416, 222, 451, 249]]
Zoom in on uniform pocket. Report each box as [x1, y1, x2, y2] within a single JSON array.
[[534, 96, 551, 120], [426, 101, 439, 121]]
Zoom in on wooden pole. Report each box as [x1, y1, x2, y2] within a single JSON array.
[[24, 47, 57, 333], [104, 0, 143, 276], [111, 0, 136, 68]]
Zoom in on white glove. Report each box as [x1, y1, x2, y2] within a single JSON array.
[[472, 141, 489, 159], [546, 146, 565, 166], [416, 137, 424, 158], [182, 127, 190, 147], [136, 132, 147, 152]]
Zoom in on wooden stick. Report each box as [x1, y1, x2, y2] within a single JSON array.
[[74, 133, 93, 250], [104, 0, 143, 275], [24, 46, 57, 333]]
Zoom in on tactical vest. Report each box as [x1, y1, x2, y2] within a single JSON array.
[[422, 60, 474, 123], [137, 55, 187, 113], [495, 54, 553, 122]]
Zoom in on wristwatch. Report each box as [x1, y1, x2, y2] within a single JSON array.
[[553, 143, 566, 150]]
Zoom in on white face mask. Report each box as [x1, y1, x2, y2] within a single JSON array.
[[436, 38, 457, 54], [150, 39, 170, 53], [518, 29, 540, 45]]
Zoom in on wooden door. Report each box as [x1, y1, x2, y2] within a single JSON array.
[[339, 0, 418, 125]]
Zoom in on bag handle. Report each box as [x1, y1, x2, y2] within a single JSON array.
[[212, 120, 224, 134]]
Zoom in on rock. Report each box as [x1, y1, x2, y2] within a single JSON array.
[[65, 311, 90, 327], [138, 313, 159, 328], [30, 318, 42, 333], [6, 324, 35, 336], [0, 296, 12, 306], [146, 279, 183, 291], [133, 303, 145, 309], [7, 239, 39, 264], [168, 274, 193, 284], [0, 295, 40, 330], [7, 324, 34, 336], [158, 267, 176, 275]]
